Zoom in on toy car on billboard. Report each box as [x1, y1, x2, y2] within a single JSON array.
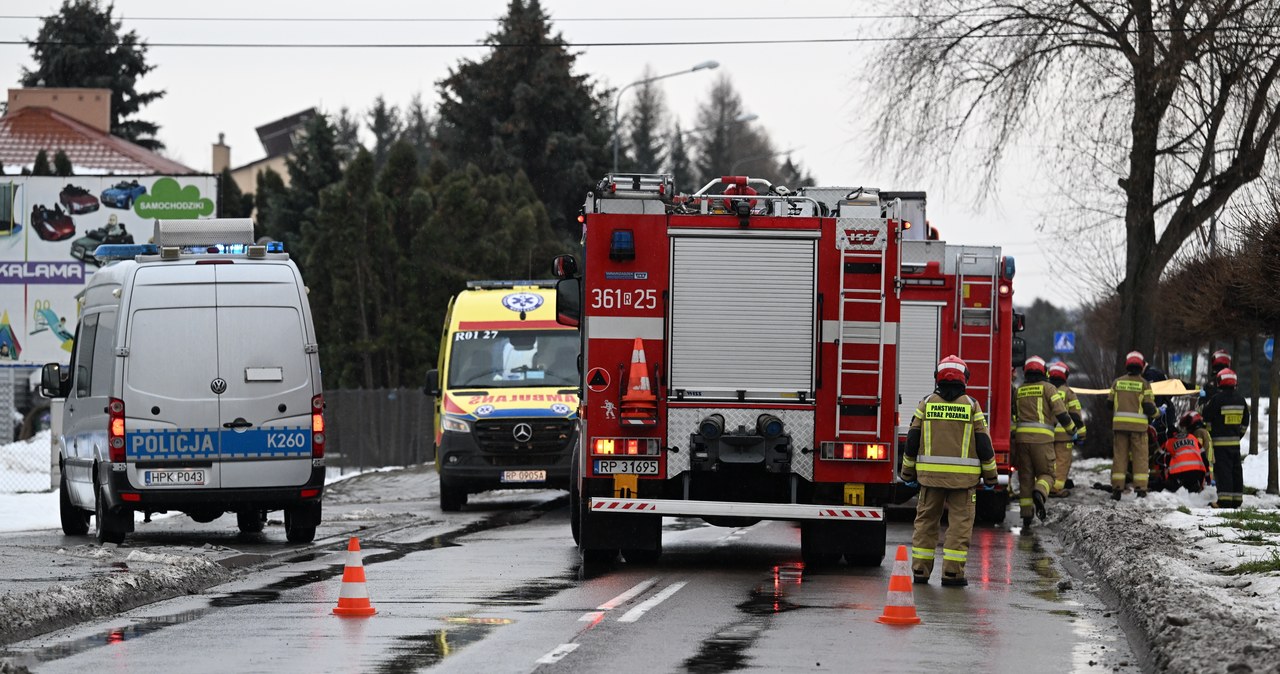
[[100, 180, 146, 209], [30, 204, 76, 241], [58, 184, 100, 214], [70, 215, 133, 266]]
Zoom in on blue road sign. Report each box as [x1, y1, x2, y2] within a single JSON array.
[[1266, 337, 1273, 362], [1053, 331, 1075, 353]]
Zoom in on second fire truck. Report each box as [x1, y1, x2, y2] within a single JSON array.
[[553, 174, 1021, 572]]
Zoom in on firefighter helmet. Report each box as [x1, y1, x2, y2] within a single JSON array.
[[935, 355, 970, 383], [1178, 410, 1203, 429], [1217, 368, 1238, 387], [1024, 355, 1047, 375], [1125, 351, 1145, 368], [1211, 349, 1232, 371], [1047, 361, 1070, 380]]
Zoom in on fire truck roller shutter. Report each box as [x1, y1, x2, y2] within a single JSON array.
[[669, 237, 817, 398], [897, 303, 943, 432]]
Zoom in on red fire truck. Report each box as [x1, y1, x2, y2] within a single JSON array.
[[890, 192, 1024, 523], [552, 174, 1020, 573]]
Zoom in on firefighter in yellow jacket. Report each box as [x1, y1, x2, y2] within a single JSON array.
[[1108, 351, 1159, 500], [900, 355, 998, 587], [1047, 361, 1085, 497], [1014, 356, 1076, 528]]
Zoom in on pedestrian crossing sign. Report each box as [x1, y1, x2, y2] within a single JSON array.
[[1053, 331, 1075, 353]]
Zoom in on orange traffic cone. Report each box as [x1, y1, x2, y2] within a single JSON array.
[[333, 537, 377, 617], [875, 545, 922, 625], [620, 338, 657, 426]]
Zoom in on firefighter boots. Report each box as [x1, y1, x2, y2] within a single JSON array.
[[1136, 489, 1147, 498], [1110, 489, 1122, 502], [1022, 516, 1033, 529], [941, 573, 968, 587], [1033, 491, 1048, 522]]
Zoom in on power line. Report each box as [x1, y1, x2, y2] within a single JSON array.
[[0, 13, 1016, 23], [4, 25, 1276, 49]]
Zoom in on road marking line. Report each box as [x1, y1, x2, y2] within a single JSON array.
[[535, 643, 579, 664], [578, 610, 605, 622], [598, 577, 658, 610], [617, 581, 687, 623]]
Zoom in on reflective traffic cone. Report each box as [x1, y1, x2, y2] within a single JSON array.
[[620, 338, 657, 426], [333, 537, 377, 617], [876, 544, 922, 625]]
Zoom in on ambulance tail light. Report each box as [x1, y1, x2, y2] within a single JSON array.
[[108, 398, 126, 462], [819, 442, 890, 461], [591, 438, 660, 456], [311, 394, 326, 458]]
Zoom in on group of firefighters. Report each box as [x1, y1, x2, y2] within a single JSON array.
[[901, 348, 1254, 587]]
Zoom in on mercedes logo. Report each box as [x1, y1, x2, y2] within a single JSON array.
[[512, 423, 533, 443], [210, 378, 227, 395]]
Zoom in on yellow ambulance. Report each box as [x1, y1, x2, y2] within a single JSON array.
[[425, 281, 579, 511]]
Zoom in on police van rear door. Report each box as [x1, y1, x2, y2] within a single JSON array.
[[213, 262, 315, 489], [122, 265, 223, 489]]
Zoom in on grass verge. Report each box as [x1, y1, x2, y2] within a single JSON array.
[[1226, 549, 1280, 575]]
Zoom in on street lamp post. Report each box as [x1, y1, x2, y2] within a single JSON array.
[[614, 60, 719, 173]]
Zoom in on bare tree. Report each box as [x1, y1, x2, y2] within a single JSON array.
[[870, 1, 1280, 366]]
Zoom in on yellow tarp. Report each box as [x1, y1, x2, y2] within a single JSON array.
[[1072, 380, 1201, 397]]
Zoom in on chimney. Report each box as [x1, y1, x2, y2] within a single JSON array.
[[212, 132, 230, 174], [7, 88, 111, 132]]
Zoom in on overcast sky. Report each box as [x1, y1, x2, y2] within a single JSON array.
[[4, 0, 1080, 308]]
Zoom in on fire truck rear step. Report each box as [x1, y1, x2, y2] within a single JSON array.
[[589, 497, 884, 522]]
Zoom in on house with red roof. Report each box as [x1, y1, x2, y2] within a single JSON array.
[[1, 88, 196, 175]]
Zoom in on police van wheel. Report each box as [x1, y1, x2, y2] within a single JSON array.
[[284, 506, 317, 543], [237, 510, 266, 534], [59, 476, 90, 536], [95, 486, 126, 546], [440, 476, 467, 512]]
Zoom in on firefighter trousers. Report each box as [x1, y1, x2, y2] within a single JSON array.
[[1015, 441, 1054, 519], [1051, 439, 1073, 493], [1112, 430, 1149, 492], [911, 485, 976, 581], [1213, 447, 1244, 508]]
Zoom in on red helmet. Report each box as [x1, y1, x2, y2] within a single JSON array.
[[1024, 355, 1047, 375], [935, 355, 970, 383], [1212, 349, 1231, 368], [1179, 411, 1203, 429], [1125, 351, 1145, 368], [1217, 368, 1238, 387], [1047, 362, 1069, 380]]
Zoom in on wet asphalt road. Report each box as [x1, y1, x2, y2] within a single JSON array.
[[3, 487, 1139, 674]]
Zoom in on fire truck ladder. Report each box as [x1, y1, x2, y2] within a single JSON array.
[[954, 250, 999, 414], [836, 223, 890, 439]]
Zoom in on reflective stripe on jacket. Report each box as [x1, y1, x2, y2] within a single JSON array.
[[1108, 374, 1154, 432], [1014, 381, 1067, 444], [1054, 385, 1084, 441], [908, 394, 997, 489], [1164, 435, 1206, 475]]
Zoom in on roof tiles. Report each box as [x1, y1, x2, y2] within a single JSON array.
[[0, 106, 196, 175]]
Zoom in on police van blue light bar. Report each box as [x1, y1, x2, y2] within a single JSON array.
[[94, 244, 159, 261]]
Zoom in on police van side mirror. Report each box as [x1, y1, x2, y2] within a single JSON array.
[[40, 362, 70, 398], [555, 278, 581, 328], [1012, 337, 1027, 367], [425, 369, 440, 397], [552, 254, 578, 280]]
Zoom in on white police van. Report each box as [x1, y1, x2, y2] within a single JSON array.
[[41, 219, 326, 544]]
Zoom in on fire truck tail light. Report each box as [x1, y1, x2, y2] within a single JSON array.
[[995, 451, 1010, 466], [592, 438, 659, 456], [999, 283, 1010, 296], [903, 220, 912, 230], [819, 442, 891, 461]]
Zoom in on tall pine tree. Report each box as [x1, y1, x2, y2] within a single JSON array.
[[436, 0, 610, 235], [367, 96, 402, 171], [621, 70, 668, 174], [262, 113, 343, 273], [23, 0, 165, 149]]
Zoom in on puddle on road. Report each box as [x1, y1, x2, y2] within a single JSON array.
[[682, 563, 807, 673], [373, 622, 497, 674], [15, 502, 559, 666], [481, 575, 576, 607], [1019, 537, 1064, 602]]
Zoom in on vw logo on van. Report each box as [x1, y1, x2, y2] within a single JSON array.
[[512, 423, 533, 443], [210, 378, 228, 395]]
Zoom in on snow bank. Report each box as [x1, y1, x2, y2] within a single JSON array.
[[0, 432, 52, 494]]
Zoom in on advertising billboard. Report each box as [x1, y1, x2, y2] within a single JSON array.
[[0, 174, 219, 366]]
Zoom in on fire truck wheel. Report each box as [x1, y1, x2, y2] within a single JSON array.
[[579, 547, 617, 579], [975, 490, 1009, 525], [621, 543, 662, 565], [569, 459, 581, 545], [440, 475, 467, 512], [843, 521, 887, 567], [800, 525, 840, 567]]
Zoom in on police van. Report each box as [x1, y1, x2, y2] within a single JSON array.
[[41, 219, 326, 544], [425, 282, 579, 511]]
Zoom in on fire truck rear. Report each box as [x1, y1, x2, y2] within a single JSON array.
[[890, 192, 1024, 523], [553, 174, 907, 571]]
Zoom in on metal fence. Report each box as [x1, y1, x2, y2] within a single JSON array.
[[0, 388, 433, 493], [324, 388, 434, 476]]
